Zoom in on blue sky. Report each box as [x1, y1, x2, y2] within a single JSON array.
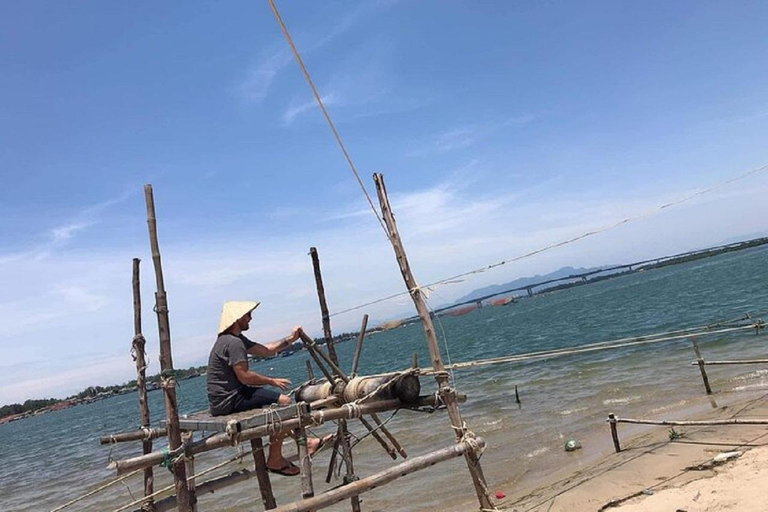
[[2, 1, 768, 404]]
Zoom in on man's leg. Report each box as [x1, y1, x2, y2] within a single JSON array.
[[265, 395, 326, 470], [266, 394, 297, 472]]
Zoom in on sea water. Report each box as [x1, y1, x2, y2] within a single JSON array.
[[2, 247, 768, 511]]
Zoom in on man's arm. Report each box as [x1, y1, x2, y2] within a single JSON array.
[[245, 326, 302, 358], [232, 362, 291, 390]]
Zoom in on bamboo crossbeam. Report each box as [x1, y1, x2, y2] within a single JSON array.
[[100, 428, 168, 445], [691, 359, 768, 365], [607, 413, 768, 453], [613, 417, 768, 426], [110, 395, 450, 475], [269, 437, 486, 512]]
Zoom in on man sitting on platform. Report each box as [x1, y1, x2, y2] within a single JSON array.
[[207, 300, 327, 476]]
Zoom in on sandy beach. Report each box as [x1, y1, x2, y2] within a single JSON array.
[[479, 390, 768, 512]]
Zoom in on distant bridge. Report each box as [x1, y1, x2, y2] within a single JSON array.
[[419, 238, 768, 318]]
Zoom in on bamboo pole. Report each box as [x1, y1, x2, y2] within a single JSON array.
[[613, 417, 768, 426], [143, 184, 193, 512], [607, 413, 621, 453], [110, 395, 448, 475], [325, 424, 342, 484], [296, 404, 315, 499], [181, 433, 197, 512], [373, 173, 493, 510], [269, 438, 486, 512], [691, 359, 768, 365], [100, 428, 168, 445], [310, 247, 339, 365], [131, 258, 155, 511], [250, 438, 277, 509], [309, 247, 360, 512], [302, 340, 336, 384], [350, 314, 368, 377], [692, 339, 713, 395], [306, 360, 315, 381]]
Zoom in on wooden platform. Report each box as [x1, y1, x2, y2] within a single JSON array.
[[168, 404, 305, 433]]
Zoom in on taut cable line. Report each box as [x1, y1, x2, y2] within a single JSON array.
[[330, 161, 768, 318], [266, 0, 390, 238], [420, 322, 763, 375]]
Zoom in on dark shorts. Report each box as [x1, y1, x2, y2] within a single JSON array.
[[230, 386, 282, 413]]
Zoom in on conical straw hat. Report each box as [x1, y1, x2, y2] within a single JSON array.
[[218, 300, 260, 334]]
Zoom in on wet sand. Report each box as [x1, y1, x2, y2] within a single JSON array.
[[451, 390, 768, 511]]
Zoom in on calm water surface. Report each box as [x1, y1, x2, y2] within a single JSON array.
[[2, 248, 768, 511]]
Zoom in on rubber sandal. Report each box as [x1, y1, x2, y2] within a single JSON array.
[[266, 462, 300, 476]]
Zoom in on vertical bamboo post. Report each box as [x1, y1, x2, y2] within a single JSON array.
[[373, 173, 494, 510], [182, 433, 198, 512], [350, 314, 369, 377], [144, 184, 193, 512], [608, 414, 621, 453], [296, 403, 315, 499], [412, 353, 419, 369], [306, 359, 315, 381], [131, 258, 155, 511], [307, 247, 361, 512], [692, 339, 713, 395], [309, 247, 339, 365], [514, 385, 521, 405], [250, 438, 277, 510]]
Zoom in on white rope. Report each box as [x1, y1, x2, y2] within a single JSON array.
[[343, 402, 363, 419], [420, 324, 758, 374], [110, 448, 255, 512], [264, 405, 284, 436], [49, 469, 143, 512]]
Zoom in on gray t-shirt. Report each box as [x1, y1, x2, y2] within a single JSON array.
[[207, 333, 256, 415]]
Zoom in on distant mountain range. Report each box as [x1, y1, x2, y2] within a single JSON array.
[[454, 266, 601, 303]]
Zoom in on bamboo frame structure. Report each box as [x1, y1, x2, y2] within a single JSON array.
[[110, 395, 450, 476], [95, 180, 488, 512], [689, 339, 768, 395], [606, 414, 768, 452]]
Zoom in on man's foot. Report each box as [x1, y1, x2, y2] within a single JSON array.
[[266, 461, 300, 476], [307, 433, 335, 457]]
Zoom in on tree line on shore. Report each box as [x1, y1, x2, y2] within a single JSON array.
[[0, 332, 365, 419]]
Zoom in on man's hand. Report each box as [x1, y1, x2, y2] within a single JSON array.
[[289, 326, 303, 342], [271, 377, 292, 390]]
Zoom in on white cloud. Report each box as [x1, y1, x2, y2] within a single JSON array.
[[282, 92, 339, 126], [50, 221, 94, 242]]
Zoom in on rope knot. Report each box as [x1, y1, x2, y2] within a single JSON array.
[[343, 402, 362, 419]]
